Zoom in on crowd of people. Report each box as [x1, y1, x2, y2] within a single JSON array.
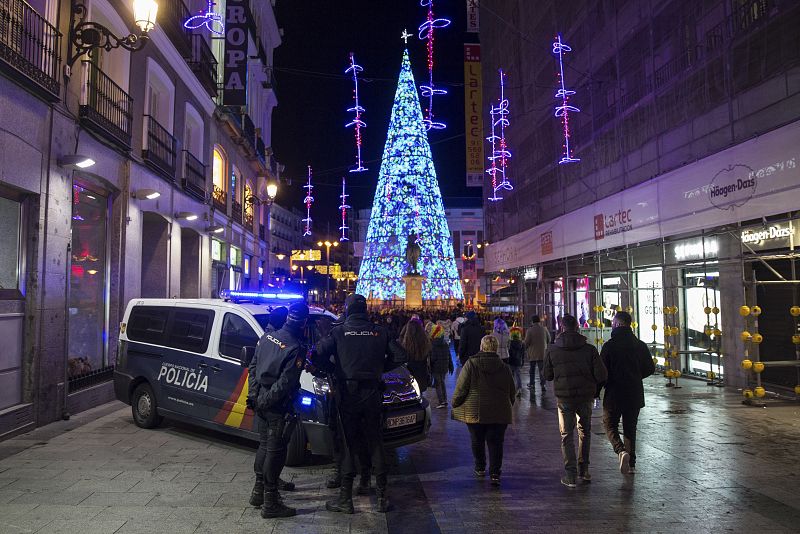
[[246, 297, 656, 520]]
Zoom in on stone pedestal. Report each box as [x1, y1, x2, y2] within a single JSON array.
[[402, 274, 426, 309]]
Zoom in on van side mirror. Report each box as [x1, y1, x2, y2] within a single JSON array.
[[241, 346, 256, 367]]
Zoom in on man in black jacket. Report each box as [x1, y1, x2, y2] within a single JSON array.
[[247, 302, 309, 518], [600, 311, 655, 475], [544, 314, 607, 488], [313, 294, 406, 513], [458, 311, 484, 366]]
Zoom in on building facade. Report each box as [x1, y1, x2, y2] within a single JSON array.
[[268, 201, 305, 278], [0, 0, 282, 437], [480, 0, 800, 390]]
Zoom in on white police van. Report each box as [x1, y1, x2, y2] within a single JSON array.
[[113, 291, 430, 465]]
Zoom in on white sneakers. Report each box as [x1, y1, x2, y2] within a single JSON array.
[[619, 451, 631, 474]]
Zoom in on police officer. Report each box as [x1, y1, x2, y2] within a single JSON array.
[[246, 301, 309, 518], [314, 294, 406, 513], [265, 305, 288, 333]]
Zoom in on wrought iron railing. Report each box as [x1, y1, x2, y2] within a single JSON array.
[[188, 33, 217, 98], [212, 184, 227, 212], [232, 199, 243, 224], [653, 48, 696, 90], [0, 0, 60, 97], [68, 365, 115, 393], [80, 61, 132, 148], [143, 115, 177, 178], [182, 150, 206, 200], [161, 0, 191, 57]]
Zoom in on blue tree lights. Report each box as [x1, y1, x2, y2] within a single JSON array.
[[302, 166, 313, 237], [345, 53, 367, 173], [487, 69, 513, 201], [339, 177, 350, 242], [357, 50, 463, 302], [418, 0, 450, 130], [553, 34, 581, 164]]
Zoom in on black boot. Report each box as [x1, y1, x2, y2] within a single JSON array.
[[249, 474, 264, 507], [278, 477, 295, 491], [376, 486, 390, 513], [261, 490, 296, 518], [325, 480, 354, 514], [355, 472, 371, 495], [325, 465, 342, 489]]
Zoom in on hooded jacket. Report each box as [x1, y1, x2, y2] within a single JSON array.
[[600, 326, 655, 410], [451, 352, 516, 425], [458, 317, 485, 364], [543, 331, 607, 403]]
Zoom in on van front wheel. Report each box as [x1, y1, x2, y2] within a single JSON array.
[[285, 422, 308, 466], [131, 383, 163, 429]]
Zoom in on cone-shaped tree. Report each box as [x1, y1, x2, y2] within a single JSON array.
[[357, 50, 463, 301]]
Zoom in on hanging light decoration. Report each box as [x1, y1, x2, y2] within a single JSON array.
[[486, 68, 513, 201], [418, 0, 450, 130], [339, 177, 350, 242], [345, 52, 367, 173], [553, 34, 581, 164], [302, 165, 314, 237]]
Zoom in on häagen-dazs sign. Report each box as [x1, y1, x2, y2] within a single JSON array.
[[740, 220, 796, 251], [708, 164, 756, 210]]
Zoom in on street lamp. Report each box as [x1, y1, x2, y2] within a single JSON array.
[[317, 240, 339, 308], [68, 0, 159, 66]]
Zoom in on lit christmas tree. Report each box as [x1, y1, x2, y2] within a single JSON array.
[[357, 49, 463, 302]]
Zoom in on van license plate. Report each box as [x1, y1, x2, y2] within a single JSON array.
[[385, 413, 417, 429]]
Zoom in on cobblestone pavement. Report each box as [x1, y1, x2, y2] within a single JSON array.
[[1, 366, 799, 533]]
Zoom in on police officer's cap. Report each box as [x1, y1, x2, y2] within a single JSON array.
[[344, 294, 368, 316], [288, 302, 309, 322]]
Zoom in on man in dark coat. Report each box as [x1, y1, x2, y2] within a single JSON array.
[[247, 302, 309, 518], [544, 314, 607, 488], [600, 311, 655, 475], [458, 311, 484, 366]]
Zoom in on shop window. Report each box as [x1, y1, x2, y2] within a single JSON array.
[[601, 275, 624, 327], [211, 239, 223, 262], [219, 313, 259, 360], [575, 276, 591, 328], [0, 196, 22, 297], [553, 278, 565, 331], [636, 269, 664, 349], [684, 270, 722, 374], [68, 182, 109, 380]]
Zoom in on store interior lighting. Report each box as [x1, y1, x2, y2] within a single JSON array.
[[132, 188, 161, 200], [57, 155, 95, 169]]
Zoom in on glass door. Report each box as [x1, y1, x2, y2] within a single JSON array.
[[683, 270, 723, 376], [635, 269, 664, 364]]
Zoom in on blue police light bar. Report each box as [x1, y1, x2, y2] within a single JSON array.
[[300, 396, 313, 407], [221, 289, 304, 302]]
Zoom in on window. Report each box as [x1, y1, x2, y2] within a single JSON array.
[[231, 165, 241, 202], [127, 306, 169, 344], [211, 239, 223, 262], [184, 104, 204, 159], [219, 313, 259, 360], [168, 309, 213, 352], [0, 196, 22, 296], [212, 147, 226, 190]]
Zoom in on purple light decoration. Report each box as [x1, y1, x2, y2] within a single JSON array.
[[345, 53, 367, 173], [486, 69, 513, 202], [553, 34, 581, 164], [302, 166, 313, 237], [339, 177, 350, 242], [418, 0, 450, 130], [184, 0, 224, 36]]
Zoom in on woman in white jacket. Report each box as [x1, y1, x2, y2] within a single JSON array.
[[493, 318, 510, 363]]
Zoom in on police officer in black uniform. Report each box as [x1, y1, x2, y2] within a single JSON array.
[[246, 301, 309, 518], [313, 294, 406, 513]]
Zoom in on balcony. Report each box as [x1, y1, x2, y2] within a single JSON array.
[[212, 185, 226, 212], [220, 107, 256, 153], [79, 61, 132, 149], [182, 150, 206, 201], [188, 33, 217, 98], [244, 207, 254, 229], [161, 0, 192, 57], [232, 199, 243, 225], [0, 0, 61, 99], [143, 115, 177, 179]]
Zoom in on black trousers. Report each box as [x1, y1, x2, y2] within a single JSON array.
[[603, 405, 640, 467], [254, 412, 296, 491], [331, 409, 372, 479], [339, 389, 387, 489], [467, 423, 507, 476]]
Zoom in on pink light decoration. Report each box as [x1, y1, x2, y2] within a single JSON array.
[[339, 177, 350, 241], [553, 34, 581, 164], [418, 0, 450, 130], [486, 69, 513, 201], [302, 165, 313, 237], [345, 53, 367, 173]]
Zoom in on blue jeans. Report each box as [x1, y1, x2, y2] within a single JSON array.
[[557, 401, 593, 477]]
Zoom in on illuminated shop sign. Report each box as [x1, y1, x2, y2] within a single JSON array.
[[523, 267, 538, 280], [740, 221, 796, 251], [671, 238, 719, 262]]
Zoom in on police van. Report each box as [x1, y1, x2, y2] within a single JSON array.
[[113, 292, 431, 465]]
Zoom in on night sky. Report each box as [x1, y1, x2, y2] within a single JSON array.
[[272, 0, 481, 233]]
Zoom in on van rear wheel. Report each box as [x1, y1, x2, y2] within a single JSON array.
[[285, 422, 308, 466], [131, 383, 163, 429]]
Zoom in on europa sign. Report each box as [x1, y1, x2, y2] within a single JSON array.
[[223, 0, 250, 106], [740, 221, 796, 251]]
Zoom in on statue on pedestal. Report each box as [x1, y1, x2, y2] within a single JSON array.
[[405, 232, 421, 274]]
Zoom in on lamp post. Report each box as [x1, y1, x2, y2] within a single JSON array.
[[317, 240, 339, 308]]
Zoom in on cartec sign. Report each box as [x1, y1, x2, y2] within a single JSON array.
[[594, 209, 633, 240]]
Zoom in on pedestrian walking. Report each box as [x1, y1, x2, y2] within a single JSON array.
[[493, 318, 510, 362], [543, 314, 607, 488], [524, 315, 550, 392], [246, 302, 309, 518], [429, 324, 454, 408], [452, 335, 516, 487], [600, 311, 656, 475], [508, 326, 525, 396], [458, 311, 484, 366], [450, 313, 466, 357], [313, 294, 406, 513], [399, 317, 432, 391]]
